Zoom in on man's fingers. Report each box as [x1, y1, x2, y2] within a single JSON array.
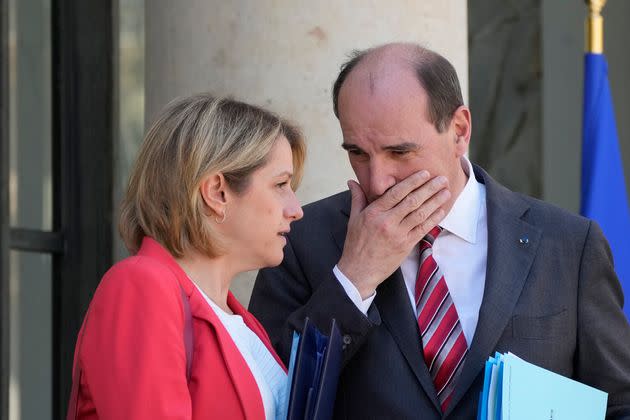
[[407, 207, 447, 242], [375, 170, 431, 210], [401, 188, 450, 231], [347, 180, 367, 219], [391, 176, 449, 220]]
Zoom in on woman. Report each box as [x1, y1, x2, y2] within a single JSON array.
[[67, 94, 305, 419]]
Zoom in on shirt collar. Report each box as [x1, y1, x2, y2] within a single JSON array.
[[439, 156, 482, 244]]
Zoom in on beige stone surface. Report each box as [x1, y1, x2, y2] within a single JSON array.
[[146, 0, 468, 305]]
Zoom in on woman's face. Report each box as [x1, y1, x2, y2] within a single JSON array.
[[223, 136, 303, 269]]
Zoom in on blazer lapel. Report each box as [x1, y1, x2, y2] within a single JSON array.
[[444, 167, 542, 416], [137, 237, 264, 418], [229, 293, 288, 372], [187, 290, 265, 420], [190, 290, 264, 419]]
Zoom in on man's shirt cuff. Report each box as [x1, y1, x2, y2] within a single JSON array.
[[333, 265, 376, 315]]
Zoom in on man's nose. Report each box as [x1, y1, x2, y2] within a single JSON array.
[[368, 161, 397, 200]]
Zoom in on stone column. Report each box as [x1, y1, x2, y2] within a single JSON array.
[[146, 0, 468, 304]]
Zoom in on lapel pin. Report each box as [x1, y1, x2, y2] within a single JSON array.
[[519, 236, 529, 245]]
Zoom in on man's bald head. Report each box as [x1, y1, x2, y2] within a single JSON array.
[[332, 43, 464, 133]]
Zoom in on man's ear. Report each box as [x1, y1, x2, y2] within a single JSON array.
[[450, 105, 472, 156], [199, 172, 228, 217]]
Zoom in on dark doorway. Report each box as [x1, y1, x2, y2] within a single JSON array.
[[0, 1, 114, 419]]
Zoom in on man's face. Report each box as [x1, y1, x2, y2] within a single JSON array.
[[337, 66, 465, 204]]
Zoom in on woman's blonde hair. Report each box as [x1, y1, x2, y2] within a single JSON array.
[[119, 93, 306, 257]]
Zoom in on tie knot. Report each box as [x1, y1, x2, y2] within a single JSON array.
[[421, 226, 443, 248]]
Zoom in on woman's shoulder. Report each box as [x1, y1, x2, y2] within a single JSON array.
[[108, 253, 176, 278], [93, 254, 183, 307]]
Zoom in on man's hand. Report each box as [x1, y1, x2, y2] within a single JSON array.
[[337, 171, 450, 299]]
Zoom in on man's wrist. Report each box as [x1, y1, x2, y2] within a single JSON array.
[[337, 260, 376, 298], [333, 265, 376, 313], [356, 285, 376, 300]]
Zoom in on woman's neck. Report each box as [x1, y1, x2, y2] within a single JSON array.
[[176, 250, 237, 314]]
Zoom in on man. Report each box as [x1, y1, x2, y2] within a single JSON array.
[[249, 43, 630, 419]]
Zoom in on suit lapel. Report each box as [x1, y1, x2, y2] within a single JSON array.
[[332, 192, 351, 252], [333, 192, 442, 412], [376, 270, 443, 412], [445, 167, 542, 416]]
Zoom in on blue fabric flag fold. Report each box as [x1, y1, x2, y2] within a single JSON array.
[[581, 53, 630, 319]]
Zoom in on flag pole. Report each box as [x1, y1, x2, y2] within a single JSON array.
[[585, 0, 605, 54]]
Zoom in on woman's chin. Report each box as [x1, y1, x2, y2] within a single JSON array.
[[263, 249, 284, 268]]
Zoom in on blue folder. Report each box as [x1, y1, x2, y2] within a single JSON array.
[[285, 318, 343, 420], [477, 352, 608, 420]]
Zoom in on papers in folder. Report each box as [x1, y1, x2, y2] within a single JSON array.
[[277, 317, 343, 420], [477, 352, 608, 420]]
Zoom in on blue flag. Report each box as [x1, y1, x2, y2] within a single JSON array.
[[581, 53, 630, 319]]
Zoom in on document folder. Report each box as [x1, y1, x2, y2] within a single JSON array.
[[285, 317, 343, 420], [477, 352, 608, 420]]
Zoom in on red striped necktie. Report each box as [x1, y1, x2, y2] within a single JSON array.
[[415, 226, 468, 412]]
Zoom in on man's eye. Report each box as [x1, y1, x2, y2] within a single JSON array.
[[276, 181, 289, 188], [348, 149, 366, 157], [391, 150, 410, 156]]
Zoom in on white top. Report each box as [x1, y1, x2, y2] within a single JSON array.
[[194, 284, 287, 420], [336, 156, 488, 344]]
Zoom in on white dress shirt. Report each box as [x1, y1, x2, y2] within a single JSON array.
[[335, 157, 488, 345]]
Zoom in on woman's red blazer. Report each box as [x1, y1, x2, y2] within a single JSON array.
[[70, 237, 286, 419]]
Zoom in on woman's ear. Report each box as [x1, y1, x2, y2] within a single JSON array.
[[199, 172, 228, 217]]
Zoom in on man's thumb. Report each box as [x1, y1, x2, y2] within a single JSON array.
[[347, 180, 367, 217]]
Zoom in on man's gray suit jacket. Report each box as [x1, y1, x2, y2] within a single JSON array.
[[249, 165, 630, 419]]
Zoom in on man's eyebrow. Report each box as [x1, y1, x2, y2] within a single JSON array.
[[341, 142, 362, 151], [341, 142, 419, 152], [382, 142, 419, 152]]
